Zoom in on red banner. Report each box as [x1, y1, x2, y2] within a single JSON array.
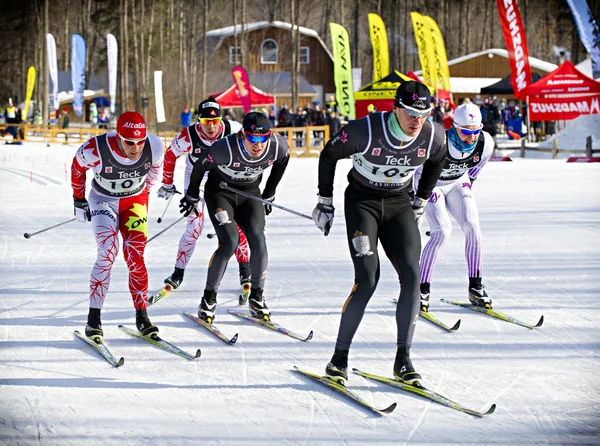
[[231, 66, 252, 114], [528, 95, 600, 121], [497, 0, 532, 99]]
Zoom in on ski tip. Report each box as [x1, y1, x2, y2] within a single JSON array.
[[450, 319, 462, 331], [74, 330, 81, 335], [305, 330, 314, 341], [484, 403, 497, 415], [115, 357, 125, 367], [535, 315, 544, 327], [229, 333, 239, 344], [380, 402, 397, 414], [192, 349, 202, 359]]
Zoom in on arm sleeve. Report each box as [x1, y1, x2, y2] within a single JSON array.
[[145, 134, 165, 192], [187, 149, 215, 199], [468, 132, 494, 180], [162, 128, 190, 185], [71, 138, 100, 199], [415, 123, 447, 200], [262, 137, 290, 199], [317, 120, 366, 197]]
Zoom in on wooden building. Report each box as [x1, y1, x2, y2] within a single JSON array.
[[204, 21, 335, 108]]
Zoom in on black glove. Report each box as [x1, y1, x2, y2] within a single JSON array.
[[73, 197, 91, 223], [469, 177, 476, 185], [263, 195, 275, 216], [412, 196, 427, 223], [179, 194, 200, 217], [312, 196, 335, 236]]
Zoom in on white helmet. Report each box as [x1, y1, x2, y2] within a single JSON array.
[[453, 103, 482, 127]]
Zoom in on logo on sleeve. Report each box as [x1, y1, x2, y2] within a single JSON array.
[[105, 166, 113, 173], [233, 162, 240, 167], [372, 147, 381, 156], [418, 149, 425, 157], [473, 156, 480, 162], [144, 162, 151, 169], [268, 160, 274, 165]]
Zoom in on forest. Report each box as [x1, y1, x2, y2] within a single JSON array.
[[0, 0, 597, 124]]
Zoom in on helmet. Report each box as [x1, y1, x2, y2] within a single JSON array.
[[117, 111, 146, 140]]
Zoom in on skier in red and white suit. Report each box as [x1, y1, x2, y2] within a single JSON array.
[[157, 97, 251, 301], [71, 111, 164, 339]]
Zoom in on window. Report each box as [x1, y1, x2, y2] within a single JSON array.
[[229, 46, 242, 64], [299, 47, 310, 64], [261, 39, 278, 64]]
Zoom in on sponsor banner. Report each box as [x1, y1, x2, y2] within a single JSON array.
[[528, 94, 600, 121], [410, 12, 437, 91], [496, 0, 532, 99], [566, 0, 600, 78], [368, 13, 390, 82], [46, 33, 59, 111], [22, 66, 36, 121], [330, 22, 355, 119], [154, 71, 166, 123], [71, 34, 86, 117], [106, 33, 118, 114], [424, 16, 451, 91], [231, 66, 252, 114]]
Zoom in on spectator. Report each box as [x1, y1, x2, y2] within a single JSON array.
[[180, 106, 192, 128], [268, 108, 277, 127], [367, 104, 377, 114], [431, 98, 444, 124], [277, 105, 291, 127], [61, 107, 70, 143], [292, 107, 307, 148], [89, 102, 98, 128], [326, 110, 341, 137], [98, 111, 110, 129]]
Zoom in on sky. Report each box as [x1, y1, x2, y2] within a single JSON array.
[[1, 140, 599, 446]]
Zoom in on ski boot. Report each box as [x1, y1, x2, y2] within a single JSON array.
[[239, 262, 251, 305], [164, 267, 185, 289], [325, 348, 349, 386], [420, 282, 431, 312], [198, 289, 217, 324], [468, 277, 492, 308], [135, 309, 159, 337], [85, 307, 103, 342], [393, 346, 422, 385], [248, 288, 270, 320]]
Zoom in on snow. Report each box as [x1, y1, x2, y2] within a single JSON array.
[[1, 142, 599, 445], [538, 114, 600, 151]]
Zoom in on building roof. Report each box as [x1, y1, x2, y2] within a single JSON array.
[[206, 71, 316, 96], [205, 20, 334, 61], [449, 77, 502, 94]]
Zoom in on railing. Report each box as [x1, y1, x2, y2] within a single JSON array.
[[1, 123, 331, 156], [519, 135, 597, 159]]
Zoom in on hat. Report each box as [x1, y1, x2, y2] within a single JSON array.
[[62, 107, 68, 113], [453, 103, 482, 127], [117, 111, 147, 140], [198, 96, 221, 119], [242, 112, 271, 134], [394, 81, 432, 111]]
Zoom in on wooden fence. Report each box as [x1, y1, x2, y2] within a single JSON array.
[[519, 135, 598, 159]]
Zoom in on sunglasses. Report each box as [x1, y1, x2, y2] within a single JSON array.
[[119, 135, 146, 145], [397, 101, 433, 119], [245, 131, 271, 144], [199, 117, 222, 125], [455, 124, 483, 136]]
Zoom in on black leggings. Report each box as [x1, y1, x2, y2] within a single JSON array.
[[203, 177, 267, 292], [335, 185, 421, 350]]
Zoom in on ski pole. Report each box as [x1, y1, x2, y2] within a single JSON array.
[[218, 182, 312, 221], [157, 192, 178, 224], [24, 218, 77, 239], [147, 215, 186, 244]]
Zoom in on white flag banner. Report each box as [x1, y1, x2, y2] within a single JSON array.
[[154, 71, 166, 123], [106, 33, 118, 114], [46, 33, 59, 111]]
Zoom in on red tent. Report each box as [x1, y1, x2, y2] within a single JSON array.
[[524, 61, 600, 121], [213, 84, 276, 108]]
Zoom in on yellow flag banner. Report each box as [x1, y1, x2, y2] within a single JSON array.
[[330, 22, 355, 120], [23, 66, 36, 121], [368, 13, 390, 82], [410, 12, 438, 91], [424, 16, 451, 91]]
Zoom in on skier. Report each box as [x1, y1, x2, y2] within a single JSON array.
[[179, 112, 290, 323], [311, 81, 446, 385], [416, 102, 494, 310], [71, 111, 164, 339], [156, 97, 252, 302]]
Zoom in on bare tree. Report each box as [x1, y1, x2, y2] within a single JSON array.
[[201, 0, 209, 100]]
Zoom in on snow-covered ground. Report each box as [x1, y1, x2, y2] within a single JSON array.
[[1, 141, 599, 445]]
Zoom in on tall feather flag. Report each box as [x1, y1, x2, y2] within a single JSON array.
[[71, 34, 86, 117], [566, 0, 600, 79], [231, 66, 252, 114], [423, 16, 451, 92], [410, 12, 438, 91], [106, 34, 118, 115], [368, 13, 390, 82], [330, 22, 355, 120], [22, 66, 36, 121], [154, 71, 166, 123], [46, 33, 59, 112]]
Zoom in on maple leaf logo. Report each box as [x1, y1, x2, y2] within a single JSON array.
[[124, 203, 148, 236], [341, 131, 348, 143]]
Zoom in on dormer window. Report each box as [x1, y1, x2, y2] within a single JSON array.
[[261, 39, 278, 64]]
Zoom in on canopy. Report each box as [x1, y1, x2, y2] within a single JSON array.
[[523, 60, 600, 96], [212, 83, 276, 108], [481, 72, 542, 95]]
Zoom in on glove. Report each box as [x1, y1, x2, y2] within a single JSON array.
[[312, 196, 335, 236], [74, 197, 91, 223], [179, 194, 200, 217], [157, 183, 180, 200], [263, 195, 275, 216], [469, 177, 476, 185], [412, 196, 427, 223]]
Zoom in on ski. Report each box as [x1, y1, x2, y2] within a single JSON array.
[[352, 368, 496, 418], [440, 299, 544, 329], [293, 366, 397, 415], [148, 284, 174, 306], [183, 312, 238, 345], [228, 310, 313, 342], [392, 299, 460, 332], [118, 325, 201, 360], [74, 330, 124, 367]]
